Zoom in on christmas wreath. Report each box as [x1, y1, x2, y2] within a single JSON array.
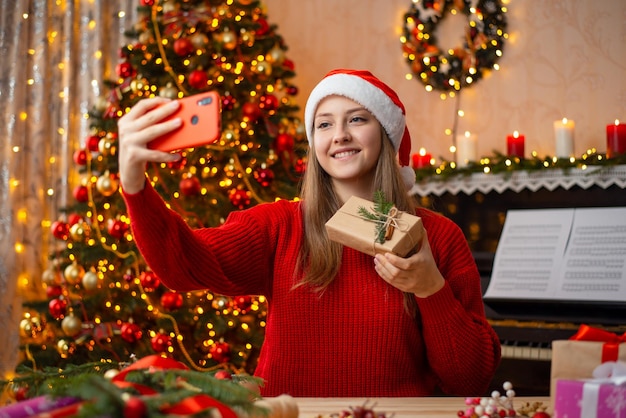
[[401, 0, 508, 93]]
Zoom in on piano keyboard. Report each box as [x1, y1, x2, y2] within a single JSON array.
[[500, 343, 552, 361]]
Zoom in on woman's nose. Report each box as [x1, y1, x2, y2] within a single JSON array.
[[332, 124, 351, 142]]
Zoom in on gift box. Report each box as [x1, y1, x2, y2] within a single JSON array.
[[553, 378, 626, 418], [325, 195, 423, 257], [550, 325, 626, 396]]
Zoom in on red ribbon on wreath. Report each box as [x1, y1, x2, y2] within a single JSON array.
[[570, 324, 626, 363], [112, 355, 238, 418]]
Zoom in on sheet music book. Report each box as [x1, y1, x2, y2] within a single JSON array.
[[483, 207, 626, 303]]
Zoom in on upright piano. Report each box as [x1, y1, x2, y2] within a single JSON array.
[[410, 165, 626, 395]]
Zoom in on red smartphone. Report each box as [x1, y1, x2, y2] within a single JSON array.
[[148, 91, 222, 152]]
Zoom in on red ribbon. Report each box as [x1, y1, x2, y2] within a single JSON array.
[[570, 324, 626, 362], [112, 355, 237, 417]]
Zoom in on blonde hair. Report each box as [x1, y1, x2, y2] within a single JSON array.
[[295, 130, 419, 314]]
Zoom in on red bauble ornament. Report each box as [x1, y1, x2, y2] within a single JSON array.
[[120, 322, 143, 343], [107, 219, 129, 239], [48, 298, 68, 319], [214, 370, 232, 380], [253, 167, 274, 187], [161, 291, 184, 311], [179, 176, 201, 196], [173, 37, 195, 57], [255, 18, 270, 36], [274, 133, 295, 153], [73, 185, 89, 203], [283, 59, 295, 71], [259, 94, 279, 111], [123, 396, 147, 418], [115, 62, 135, 78], [86, 135, 101, 152], [532, 413, 551, 418], [73, 149, 87, 166], [46, 285, 63, 299], [209, 341, 231, 363], [150, 333, 173, 352], [241, 102, 262, 122], [14, 386, 29, 402], [67, 213, 82, 226], [139, 271, 160, 292], [286, 85, 298, 96], [51, 220, 69, 240], [140, 0, 154, 6], [229, 189, 250, 209], [188, 69, 208, 90]]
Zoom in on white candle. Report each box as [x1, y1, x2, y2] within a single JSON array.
[[553, 118, 575, 158], [456, 131, 477, 167]]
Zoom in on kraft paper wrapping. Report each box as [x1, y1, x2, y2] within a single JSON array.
[[550, 340, 626, 397], [325, 195, 423, 257]]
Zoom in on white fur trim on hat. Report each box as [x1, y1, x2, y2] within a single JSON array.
[[304, 73, 406, 151]]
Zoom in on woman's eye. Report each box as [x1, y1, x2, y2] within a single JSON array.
[[316, 121, 330, 129]]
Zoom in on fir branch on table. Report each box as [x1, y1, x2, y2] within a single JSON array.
[[413, 150, 626, 183]]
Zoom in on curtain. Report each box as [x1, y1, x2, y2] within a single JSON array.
[[0, 0, 138, 375]]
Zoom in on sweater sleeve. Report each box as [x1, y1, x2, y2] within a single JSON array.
[[415, 209, 501, 396], [122, 182, 281, 296]]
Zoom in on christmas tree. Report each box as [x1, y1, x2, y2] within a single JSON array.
[[15, 0, 307, 383]]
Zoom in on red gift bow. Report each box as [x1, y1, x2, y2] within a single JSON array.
[[111, 355, 237, 418], [570, 324, 626, 363]]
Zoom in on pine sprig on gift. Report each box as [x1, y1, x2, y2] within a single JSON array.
[[357, 190, 395, 244]]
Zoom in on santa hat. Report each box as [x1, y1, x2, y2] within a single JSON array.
[[304, 69, 412, 170]]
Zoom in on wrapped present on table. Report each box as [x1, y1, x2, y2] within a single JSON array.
[[551, 324, 626, 396], [553, 362, 626, 418], [325, 194, 423, 257]]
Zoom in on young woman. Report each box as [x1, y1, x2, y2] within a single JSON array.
[[118, 69, 501, 397]]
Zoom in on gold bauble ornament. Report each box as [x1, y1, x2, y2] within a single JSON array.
[[57, 339, 72, 357], [42, 268, 61, 285], [94, 96, 108, 112], [162, 0, 177, 13], [64, 262, 85, 285], [221, 128, 239, 144], [19, 314, 43, 338], [82, 271, 99, 291], [159, 83, 179, 99], [69, 222, 89, 242], [191, 33, 209, 49], [220, 30, 237, 50], [130, 78, 147, 93], [267, 46, 285, 64], [98, 136, 116, 156], [61, 314, 83, 337], [96, 171, 119, 196]]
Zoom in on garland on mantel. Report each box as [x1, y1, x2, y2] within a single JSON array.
[[413, 150, 626, 183]]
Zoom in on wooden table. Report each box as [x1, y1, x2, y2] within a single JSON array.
[[293, 396, 552, 417]]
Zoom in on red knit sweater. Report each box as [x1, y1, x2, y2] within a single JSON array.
[[124, 184, 501, 397]]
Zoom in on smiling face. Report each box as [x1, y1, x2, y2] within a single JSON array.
[[312, 95, 383, 197]]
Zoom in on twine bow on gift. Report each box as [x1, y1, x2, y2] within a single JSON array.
[[570, 324, 626, 363], [357, 191, 407, 244]]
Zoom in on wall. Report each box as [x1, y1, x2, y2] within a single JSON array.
[[263, 0, 626, 162]]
